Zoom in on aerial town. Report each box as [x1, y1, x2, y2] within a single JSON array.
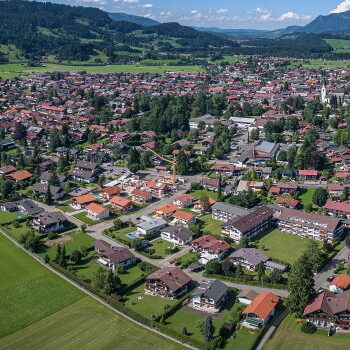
[[1, 53, 350, 350]]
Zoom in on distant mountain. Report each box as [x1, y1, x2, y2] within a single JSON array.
[[271, 10, 350, 36], [108, 12, 160, 27], [194, 27, 268, 35]]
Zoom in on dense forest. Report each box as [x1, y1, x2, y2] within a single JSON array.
[[0, 0, 237, 61]]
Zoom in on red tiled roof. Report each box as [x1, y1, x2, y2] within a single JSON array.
[[110, 196, 132, 207], [324, 200, 350, 214], [173, 210, 195, 222], [331, 274, 350, 289], [243, 292, 279, 320], [86, 202, 108, 214]]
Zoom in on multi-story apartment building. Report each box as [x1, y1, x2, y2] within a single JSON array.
[[221, 206, 274, 243], [278, 208, 343, 242], [212, 202, 251, 222]]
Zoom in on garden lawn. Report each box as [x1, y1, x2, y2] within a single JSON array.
[[147, 238, 177, 258], [175, 252, 199, 267], [0, 297, 184, 350], [0, 211, 26, 225], [56, 202, 76, 213], [264, 314, 350, 350], [72, 212, 102, 225], [118, 265, 144, 286], [299, 188, 316, 208], [165, 289, 258, 347], [124, 282, 178, 319], [253, 229, 311, 265], [190, 189, 218, 201], [38, 230, 99, 281], [0, 234, 83, 338], [199, 214, 223, 236], [1, 222, 33, 240]]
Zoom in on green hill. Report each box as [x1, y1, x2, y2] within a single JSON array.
[[0, 0, 237, 64]]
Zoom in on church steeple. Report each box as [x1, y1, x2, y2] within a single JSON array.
[[321, 78, 327, 103]]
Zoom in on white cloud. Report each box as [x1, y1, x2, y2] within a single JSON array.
[[255, 7, 272, 21], [78, 0, 106, 4], [277, 12, 311, 21], [216, 8, 228, 14], [330, 1, 350, 13], [113, 0, 140, 3], [190, 10, 199, 14], [142, 3, 153, 8]]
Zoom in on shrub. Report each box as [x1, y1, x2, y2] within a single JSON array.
[[301, 322, 317, 334]]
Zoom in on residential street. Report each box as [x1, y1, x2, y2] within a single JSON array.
[[314, 245, 350, 290]]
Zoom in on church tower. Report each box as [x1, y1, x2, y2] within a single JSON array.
[[321, 78, 327, 104]]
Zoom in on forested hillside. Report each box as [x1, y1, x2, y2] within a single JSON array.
[[0, 0, 237, 63]]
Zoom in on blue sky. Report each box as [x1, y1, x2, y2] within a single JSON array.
[[46, 1, 350, 29]]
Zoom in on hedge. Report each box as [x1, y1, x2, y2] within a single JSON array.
[[204, 273, 288, 290]]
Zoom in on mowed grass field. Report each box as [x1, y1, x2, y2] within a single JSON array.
[[0, 63, 204, 79], [253, 229, 311, 265], [0, 298, 183, 350], [264, 314, 350, 350], [0, 234, 83, 338], [292, 59, 350, 69], [0, 234, 184, 349]]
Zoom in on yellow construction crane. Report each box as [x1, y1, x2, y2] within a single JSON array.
[[145, 147, 177, 189]]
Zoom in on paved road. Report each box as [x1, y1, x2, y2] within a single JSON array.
[[255, 307, 289, 350], [314, 245, 350, 290], [0, 229, 192, 350]]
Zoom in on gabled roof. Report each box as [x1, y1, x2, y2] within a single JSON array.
[[147, 267, 191, 292], [173, 210, 195, 222], [331, 274, 350, 289], [304, 290, 350, 316], [86, 202, 108, 214], [192, 280, 228, 303], [230, 248, 269, 266], [110, 195, 132, 207], [243, 292, 279, 319], [73, 193, 96, 205]]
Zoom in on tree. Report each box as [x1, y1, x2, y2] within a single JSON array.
[[92, 266, 106, 290], [104, 269, 122, 295], [44, 254, 50, 264], [54, 244, 62, 263], [286, 253, 315, 316], [59, 245, 67, 268], [44, 185, 53, 205], [304, 240, 325, 273], [70, 250, 82, 265], [239, 236, 250, 248], [312, 188, 328, 207], [221, 259, 235, 276], [235, 264, 244, 279], [19, 231, 40, 252], [198, 316, 214, 342], [257, 262, 266, 281], [182, 327, 187, 335], [14, 122, 27, 140], [301, 322, 317, 334], [270, 269, 283, 284], [205, 260, 222, 275]]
